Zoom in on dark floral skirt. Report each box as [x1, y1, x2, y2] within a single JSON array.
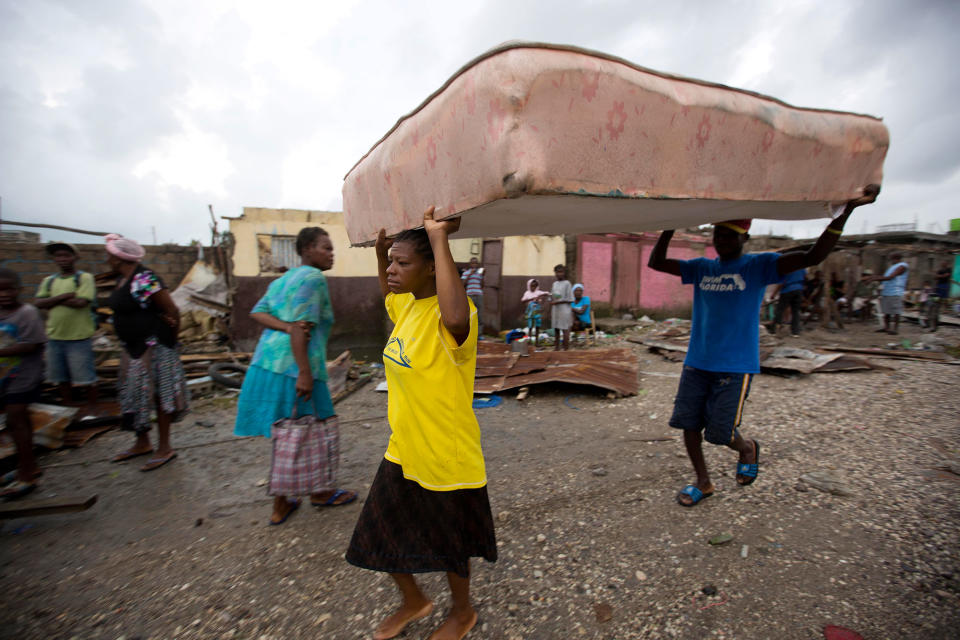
[[119, 343, 189, 433], [346, 459, 497, 578]]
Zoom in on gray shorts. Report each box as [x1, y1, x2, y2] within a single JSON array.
[[880, 296, 903, 316]]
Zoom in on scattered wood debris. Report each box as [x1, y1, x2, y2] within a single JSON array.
[[97, 351, 253, 382], [633, 336, 895, 374], [758, 347, 883, 374], [0, 495, 98, 520], [818, 346, 954, 363]]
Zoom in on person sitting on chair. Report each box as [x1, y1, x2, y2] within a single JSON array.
[[571, 284, 592, 341]]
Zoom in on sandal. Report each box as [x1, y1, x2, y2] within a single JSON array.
[[269, 499, 301, 526], [0, 480, 37, 501], [0, 470, 42, 486], [736, 440, 760, 485], [111, 449, 154, 463], [676, 484, 713, 507], [310, 489, 357, 507], [140, 452, 177, 472]]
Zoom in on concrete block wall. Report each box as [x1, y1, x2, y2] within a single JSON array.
[[0, 241, 208, 294]]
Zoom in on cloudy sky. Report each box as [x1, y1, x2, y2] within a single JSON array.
[[1, 0, 958, 246]]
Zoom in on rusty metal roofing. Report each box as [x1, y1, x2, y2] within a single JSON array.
[[474, 346, 638, 396]]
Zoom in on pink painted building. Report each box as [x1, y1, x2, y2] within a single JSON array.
[[577, 232, 717, 315]]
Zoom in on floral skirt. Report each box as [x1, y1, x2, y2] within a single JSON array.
[[346, 459, 497, 578], [119, 343, 190, 434]]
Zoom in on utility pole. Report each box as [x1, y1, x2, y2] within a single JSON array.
[[151, 226, 157, 244], [208, 204, 218, 246]]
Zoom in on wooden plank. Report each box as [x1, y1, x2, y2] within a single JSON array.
[[0, 495, 98, 520], [332, 373, 372, 404], [628, 337, 689, 352], [63, 425, 114, 448], [98, 352, 252, 369], [818, 346, 950, 361]]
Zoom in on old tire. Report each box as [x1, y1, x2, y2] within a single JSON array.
[[208, 362, 248, 388]]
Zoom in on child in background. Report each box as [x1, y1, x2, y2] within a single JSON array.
[[0, 268, 48, 500], [347, 206, 496, 640], [521, 278, 549, 347], [460, 257, 484, 337], [550, 264, 574, 351]]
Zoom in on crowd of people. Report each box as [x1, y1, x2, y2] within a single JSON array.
[[5, 182, 960, 639], [768, 252, 957, 338], [0, 209, 495, 640], [1, 236, 193, 500]]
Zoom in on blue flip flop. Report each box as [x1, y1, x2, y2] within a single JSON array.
[[310, 489, 357, 508], [677, 484, 713, 507], [736, 440, 760, 485], [0, 480, 37, 501], [268, 499, 301, 526]]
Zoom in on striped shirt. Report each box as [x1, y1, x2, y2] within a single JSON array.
[[461, 268, 484, 296]]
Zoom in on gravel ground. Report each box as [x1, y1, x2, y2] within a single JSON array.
[[1, 320, 958, 639]]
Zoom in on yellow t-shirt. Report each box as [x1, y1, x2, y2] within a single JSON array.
[[382, 292, 486, 491], [35, 272, 97, 341]]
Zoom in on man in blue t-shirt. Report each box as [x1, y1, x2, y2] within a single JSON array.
[[928, 260, 960, 333], [772, 267, 805, 337], [647, 185, 879, 507], [865, 253, 908, 335]]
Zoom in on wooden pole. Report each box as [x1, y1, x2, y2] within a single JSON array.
[[0, 220, 109, 236]]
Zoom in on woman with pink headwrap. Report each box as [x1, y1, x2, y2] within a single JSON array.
[[104, 234, 189, 471]]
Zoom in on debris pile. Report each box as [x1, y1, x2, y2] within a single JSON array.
[[628, 319, 954, 374]]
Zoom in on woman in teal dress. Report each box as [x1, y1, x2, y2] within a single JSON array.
[[234, 227, 356, 525]]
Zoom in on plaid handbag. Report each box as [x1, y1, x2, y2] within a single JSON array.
[[268, 403, 340, 497]]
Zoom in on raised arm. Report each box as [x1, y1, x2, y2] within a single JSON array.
[[423, 206, 470, 345], [647, 230, 683, 276], [777, 184, 880, 276], [375, 229, 393, 298]]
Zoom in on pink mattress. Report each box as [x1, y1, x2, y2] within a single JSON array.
[[343, 42, 889, 244]]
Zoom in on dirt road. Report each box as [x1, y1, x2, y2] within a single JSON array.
[[1, 321, 958, 639]]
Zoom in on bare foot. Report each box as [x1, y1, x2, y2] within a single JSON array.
[[374, 600, 434, 640], [428, 607, 478, 640]]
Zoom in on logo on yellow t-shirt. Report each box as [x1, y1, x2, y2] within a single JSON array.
[[383, 337, 412, 368]]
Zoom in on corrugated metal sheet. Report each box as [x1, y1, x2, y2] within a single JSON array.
[[474, 346, 638, 396], [476, 354, 519, 378]]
